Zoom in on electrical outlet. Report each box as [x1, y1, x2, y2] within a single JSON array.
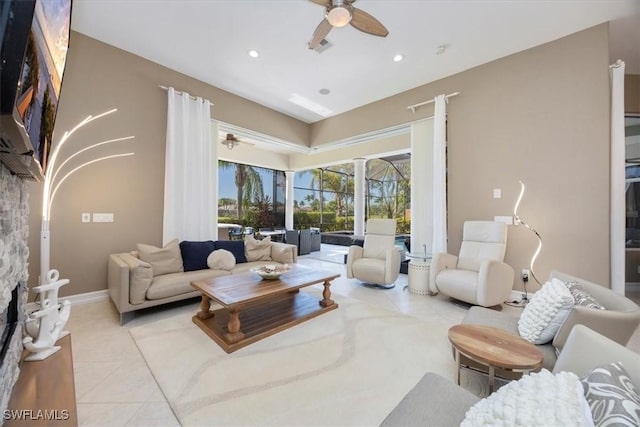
[[522, 269, 530, 280], [81, 213, 91, 223]]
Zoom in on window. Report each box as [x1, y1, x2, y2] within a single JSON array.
[[294, 156, 410, 233], [218, 160, 285, 228]]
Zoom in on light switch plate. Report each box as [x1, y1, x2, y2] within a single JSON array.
[[493, 188, 502, 199], [93, 213, 114, 223], [81, 213, 91, 223], [494, 215, 513, 225]]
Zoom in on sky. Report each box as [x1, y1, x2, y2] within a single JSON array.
[[218, 164, 314, 201]]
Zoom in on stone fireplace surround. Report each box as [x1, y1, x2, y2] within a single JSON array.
[[0, 162, 30, 417]]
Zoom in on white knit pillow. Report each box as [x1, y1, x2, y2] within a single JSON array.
[[518, 278, 575, 344], [207, 249, 236, 271], [462, 370, 593, 427]]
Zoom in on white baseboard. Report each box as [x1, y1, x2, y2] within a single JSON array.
[[64, 289, 109, 305], [25, 290, 109, 310]]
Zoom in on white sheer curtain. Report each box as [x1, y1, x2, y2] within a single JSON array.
[[410, 119, 434, 257], [610, 61, 625, 294], [163, 87, 217, 244], [432, 95, 448, 255]]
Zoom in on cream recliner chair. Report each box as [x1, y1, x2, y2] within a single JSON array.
[[430, 220, 514, 307], [346, 219, 401, 289]]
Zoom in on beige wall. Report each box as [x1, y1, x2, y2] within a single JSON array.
[[29, 24, 613, 296], [27, 32, 308, 295], [627, 74, 640, 113], [449, 24, 609, 291], [312, 24, 612, 291]]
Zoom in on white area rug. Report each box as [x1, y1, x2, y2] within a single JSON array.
[[129, 289, 467, 426]]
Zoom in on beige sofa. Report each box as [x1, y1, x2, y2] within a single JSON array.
[[108, 240, 297, 324]]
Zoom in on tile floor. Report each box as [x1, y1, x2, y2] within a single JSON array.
[[66, 245, 640, 426]]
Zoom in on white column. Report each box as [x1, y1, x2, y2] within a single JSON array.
[[410, 119, 435, 257], [610, 61, 625, 294], [353, 158, 366, 236], [285, 170, 295, 230]]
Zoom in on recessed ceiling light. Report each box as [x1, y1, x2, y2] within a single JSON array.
[[248, 49, 259, 58], [319, 88, 331, 95], [393, 54, 404, 62]]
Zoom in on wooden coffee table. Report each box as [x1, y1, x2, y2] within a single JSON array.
[[448, 324, 543, 393], [191, 265, 340, 353]]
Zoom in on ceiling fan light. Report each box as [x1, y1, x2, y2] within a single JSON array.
[[326, 6, 351, 27]]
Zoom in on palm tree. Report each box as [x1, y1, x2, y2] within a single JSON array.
[[366, 158, 410, 219], [219, 161, 264, 220], [218, 197, 236, 216], [308, 165, 353, 216]]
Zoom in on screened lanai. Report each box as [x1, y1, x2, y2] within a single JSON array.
[[216, 153, 412, 251], [293, 154, 411, 234]]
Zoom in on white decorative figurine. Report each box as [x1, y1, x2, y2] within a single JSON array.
[[23, 269, 71, 361]]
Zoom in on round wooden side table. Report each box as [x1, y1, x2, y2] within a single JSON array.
[[448, 324, 543, 393]]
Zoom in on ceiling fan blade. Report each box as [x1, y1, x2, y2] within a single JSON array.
[[309, 19, 333, 49], [350, 7, 389, 37], [308, 0, 330, 6]]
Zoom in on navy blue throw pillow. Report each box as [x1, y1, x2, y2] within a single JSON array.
[[215, 240, 247, 264], [179, 240, 216, 271]]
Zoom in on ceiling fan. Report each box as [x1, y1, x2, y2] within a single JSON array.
[[308, 0, 389, 50], [221, 133, 253, 150]]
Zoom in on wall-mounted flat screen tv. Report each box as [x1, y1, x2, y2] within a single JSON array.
[[0, 0, 72, 180]]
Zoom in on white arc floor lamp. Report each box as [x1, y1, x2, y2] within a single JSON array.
[[24, 108, 134, 361]]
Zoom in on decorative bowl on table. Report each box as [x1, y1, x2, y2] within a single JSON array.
[[250, 264, 291, 280]]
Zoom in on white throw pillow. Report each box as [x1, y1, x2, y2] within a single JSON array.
[[461, 369, 594, 427], [518, 278, 575, 344], [207, 249, 236, 271]]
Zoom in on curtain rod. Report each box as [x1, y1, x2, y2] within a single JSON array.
[[609, 59, 624, 69], [406, 92, 460, 113], [158, 85, 214, 105]]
